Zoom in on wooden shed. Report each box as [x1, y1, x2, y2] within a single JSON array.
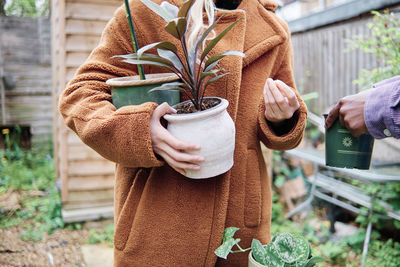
[[51, 0, 122, 222], [0, 16, 52, 146]]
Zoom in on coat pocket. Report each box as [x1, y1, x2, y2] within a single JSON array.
[[244, 149, 262, 227], [114, 168, 148, 251]]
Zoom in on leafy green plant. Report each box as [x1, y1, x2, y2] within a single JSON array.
[[4, 0, 49, 17], [0, 144, 63, 241], [116, 0, 245, 111], [347, 10, 400, 89], [365, 238, 400, 267], [87, 223, 114, 248], [215, 227, 326, 266], [313, 241, 348, 265]]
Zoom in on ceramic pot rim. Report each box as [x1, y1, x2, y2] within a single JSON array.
[[106, 73, 179, 87], [164, 97, 228, 122]]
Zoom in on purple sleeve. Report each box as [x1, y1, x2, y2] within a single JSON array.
[[364, 76, 400, 139]]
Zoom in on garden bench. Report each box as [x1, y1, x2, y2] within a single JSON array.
[[284, 147, 400, 266]]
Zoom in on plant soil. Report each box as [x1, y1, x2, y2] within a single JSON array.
[[176, 98, 220, 114], [0, 226, 88, 267]]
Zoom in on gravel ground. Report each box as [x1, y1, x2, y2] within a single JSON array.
[[0, 226, 89, 267]]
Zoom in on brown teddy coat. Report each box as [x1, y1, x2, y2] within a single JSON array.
[[59, 0, 308, 266]]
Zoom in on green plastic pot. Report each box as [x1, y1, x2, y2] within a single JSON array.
[[325, 116, 374, 169], [106, 73, 180, 109]]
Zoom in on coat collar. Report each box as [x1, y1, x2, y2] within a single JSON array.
[[228, 0, 287, 67]]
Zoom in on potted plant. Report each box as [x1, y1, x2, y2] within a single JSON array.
[[115, 0, 245, 178], [106, 0, 181, 108], [215, 227, 326, 267]]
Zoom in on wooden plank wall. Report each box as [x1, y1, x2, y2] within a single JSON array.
[[52, 0, 121, 210], [291, 16, 385, 113], [0, 16, 52, 144]]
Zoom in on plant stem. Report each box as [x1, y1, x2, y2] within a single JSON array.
[[124, 0, 146, 80], [231, 244, 252, 254]]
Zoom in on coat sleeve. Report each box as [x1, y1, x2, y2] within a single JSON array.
[[58, 4, 164, 168], [365, 76, 400, 139], [257, 35, 308, 151]]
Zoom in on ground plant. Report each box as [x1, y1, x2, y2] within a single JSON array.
[[0, 128, 63, 241], [87, 222, 115, 248]]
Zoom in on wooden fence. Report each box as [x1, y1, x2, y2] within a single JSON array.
[[291, 16, 381, 113], [52, 0, 121, 222], [0, 16, 52, 144], [290, 5, 400, 162], [291, 4, 400, 113]]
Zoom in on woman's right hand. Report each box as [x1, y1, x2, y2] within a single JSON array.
[[150, 103, 204, 176]]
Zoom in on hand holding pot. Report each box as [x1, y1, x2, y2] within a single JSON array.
[[150, 103, 204, 176], [325, 89, 371, 137], [263, 78, 300, 125]]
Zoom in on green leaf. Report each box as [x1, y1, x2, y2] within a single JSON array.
[[177, 0, 195, 18], [204, 60, 219, 73], [157, 49, 183, 72], [214, 227, 241, 260], [165, 18, 187, 39], [137, 42, 177, 58], [122, 59, 173, 71], [303, 256, 327, 267], [251, 239, 285, 267], [204, 50, 245, 70], [201, 19, 242, 61], [274, 175, 286, 188], [140, 0, 175, 22], [251, 239, 269, 265], [214, 238, 241, 259], [301, 92, 319, 102], [200, 69, 221, 79], [148, 82, 185, 93], [120, 53, 174, 67], [272, 233, 309, 264], [204, 72, 230, 89], [222, 227, 240, 242]]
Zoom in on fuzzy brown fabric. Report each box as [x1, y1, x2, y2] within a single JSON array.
[[58, 0, 308, 266]]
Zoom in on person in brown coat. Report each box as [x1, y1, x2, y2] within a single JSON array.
[[58, 0, 308, 266]]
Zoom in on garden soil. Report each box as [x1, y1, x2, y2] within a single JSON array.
[[0, 220, 113, 267], [0, 226, 87, 267]]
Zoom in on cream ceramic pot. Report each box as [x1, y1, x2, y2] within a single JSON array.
[[163, 97, 235, 179]]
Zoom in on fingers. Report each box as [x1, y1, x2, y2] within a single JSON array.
[[152, 102, 176, 119], [157, 151, 201, 176], [150, 103, 204, 174], [264, 78, 300, 122], [275, 80, 300, 109], [325, 102, 340, 129], [161, 129, 201, 151], [267, 78, 287, 113]]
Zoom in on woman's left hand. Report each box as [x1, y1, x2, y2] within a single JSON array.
[[263, 78, 300, 124]]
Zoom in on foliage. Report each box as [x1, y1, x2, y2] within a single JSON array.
[[116, 0, 245, 111], [87, 223, 114, 248], [313, 241, 349, 265], [215, 227, 326, 266], [347, 10, 400, 89], [0, 130, 62, 241], [4, 0, 49, 17], [365, 238, 400, 267]]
